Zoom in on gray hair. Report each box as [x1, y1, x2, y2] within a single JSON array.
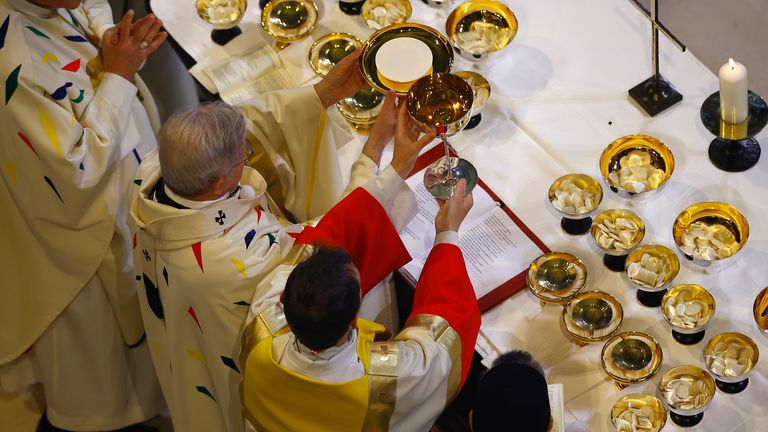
[[158, 102, 247, 198]]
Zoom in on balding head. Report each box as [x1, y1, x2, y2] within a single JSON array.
[[158, 102, 247, 198]]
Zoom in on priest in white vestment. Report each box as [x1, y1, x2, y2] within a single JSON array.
[[129, 85, 398, 431], [241, 105, 482, 432], [0, 0, 168, 430]]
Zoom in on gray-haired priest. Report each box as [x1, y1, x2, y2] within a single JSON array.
[[129, 57, 398, 431], [240, 105, 482, 431]]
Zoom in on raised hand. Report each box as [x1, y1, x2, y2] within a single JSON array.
[[313, 49, 367, 108], [435, 179, 474, 233], [391, 102, 436, 178], [102, 10, 167, 82]]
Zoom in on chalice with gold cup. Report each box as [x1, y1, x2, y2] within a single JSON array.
[[260, 0, 318, 50], [196, 0, 247, 45], [548, 174, 603, 236], [406, 73, 478, 200], [658, 365, 715, 427], [624, 244, 680, 307]]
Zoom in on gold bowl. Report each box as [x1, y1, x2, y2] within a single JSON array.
[[406, 73, 474, 136], [625, 245, 680, 292], [562, 291, 623, 345], [753, 287, 768, 337], [658, 365, 715, 426], [703, 332, 759, 393], [672, 202, 749, 266], [454, 71, 491, 116], [548, 174, 603, 219], [445, 0, 518, 62], [661, 284, 715, 346], [601, 332, 663, 389], [610, 393, 667, 432], [336, 87, 385, 133], [196, 0, 247, 30], [261, 0, 318, 48], [360, 23, 453, 95], [526, 252, 587, 305], [591, 210, 645, 273], [361, 0, 412, 30], [308, 33, 362, 77], [419, 0, 456, 8], [599, 135, 674, 198]]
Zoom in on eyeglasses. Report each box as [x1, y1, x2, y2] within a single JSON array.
[[234, 146, 255, 168]]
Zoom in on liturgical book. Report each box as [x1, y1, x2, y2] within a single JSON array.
[[400, 146, 550, 312]]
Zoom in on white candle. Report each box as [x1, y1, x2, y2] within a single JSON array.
[[718, 58, 749, 124]]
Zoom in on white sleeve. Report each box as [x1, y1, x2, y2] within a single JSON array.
[[362, 166, 418, 232], [82, 0, 115, 40], [341, 153, 378, 197]]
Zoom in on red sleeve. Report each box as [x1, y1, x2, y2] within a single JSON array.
[[410, 243, 481, 390], [294, 187, 411, 295]]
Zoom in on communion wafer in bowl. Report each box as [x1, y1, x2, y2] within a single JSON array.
[[702, 332, 759, 385], [672, 202, 748, 267], [610, 393, 667, 432], [599, 135, 674, 199], [445, 0, 518, 62], [624, 244, 680, 293], [658, 365, 715, 418]]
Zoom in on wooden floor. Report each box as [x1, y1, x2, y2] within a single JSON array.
[[2, 1, 766, 430]]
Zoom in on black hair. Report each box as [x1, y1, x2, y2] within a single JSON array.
[[491, 350, 546, 377], [283, 247, 361, 351]]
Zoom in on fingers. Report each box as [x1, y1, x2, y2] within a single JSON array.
[[103, 26, 118, 45], [142, 19, 165, 48], [118, 9, 133, 43], [134, 14, 160, 43], [415, 128, 436, 148], [452, 178, 467, 200], [145, 31, 168, 54]]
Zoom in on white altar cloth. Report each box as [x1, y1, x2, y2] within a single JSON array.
[[151, 0, 768, 430]]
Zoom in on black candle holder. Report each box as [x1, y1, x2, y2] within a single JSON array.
[[700, 90, 768, 172]]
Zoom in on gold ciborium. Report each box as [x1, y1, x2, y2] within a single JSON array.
[[308, 33, 361, 77], [445, 0, 518, 63], [703, 332, 759, 394], [196, 0, 247, 45], [526, 252, 587, 306], [407, 73, 477, 200], [661, 284, 715, 345], [599, 135, 674, 200], [610, 393, 667, 432], [753, 287, 768, 338], [658, 365, 715, 428], [361, 0, 411, 30], [548, 174, 603, 236], [624, 244, 680, 307], [454, 71, 491, 130], [336, 87, 385, 133], [591, 209, 645, 272], [561, 291, 623, 347], [672, 202, 749, 266], [260, 0, 318, 50], [360, 23, 453, 95], [601, 332, 663, 390]]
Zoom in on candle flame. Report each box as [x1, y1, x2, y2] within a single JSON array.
[[729, 58, 735, 70]]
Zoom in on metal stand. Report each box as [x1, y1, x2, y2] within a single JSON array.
[[627, 0, 686, 117], [670, 411, 704, 428], [672, 329, 705, 345], [339, 0, 364, 14], [561, 217, 592, 235], [603, 254, 628, 272], [716, 378, 749, 394], [211, 27, 241, 45], [700, 90, 768, 172], [636, 289, 666, 307]]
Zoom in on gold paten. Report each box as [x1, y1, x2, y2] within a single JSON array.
[[308, 32, 362, 77], [562, 291, 624, 345], [526, 252, 587, 304], [261, 0, 318, 49], [360, 23, 453, 95], [601, 331, 663, 389], [445, 0, 517, 61], [599, 134, 675, 196]]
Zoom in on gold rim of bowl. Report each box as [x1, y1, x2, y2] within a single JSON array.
[[599, 135, 675, 195], [600, 331, 663, 384], [308, 32, 362, 77], [405, 72, 474, 132], [661, 284, 715, 332], [548, 174, 604, 218], [260, 0, 318, 43], [453, 71, 492, 112], [753, 287, 768, 335], [672, 202, 749, 261], [445, 0, 518, 56], [526, 252, 587, 303], [562, 290, 624, 343], [610, 393, 667, 432], [361, 0, 412, 29], [359, 23, 454, 95], [658, 365, 716, 412], [702, 332, 759, 380], [590, 209, 646, 255], [195, 0, 247, 29], [624, 244, 680, 291]]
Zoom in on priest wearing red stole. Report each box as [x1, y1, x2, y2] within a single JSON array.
[[241, 107, 481, 431]]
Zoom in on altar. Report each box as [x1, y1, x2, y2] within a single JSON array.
[[150, 0, 768, 430]]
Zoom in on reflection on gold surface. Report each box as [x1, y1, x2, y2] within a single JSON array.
[[610, 394, 667, 432], [336, 87, 385, 133], [601, 332, 663, 387], [196, 0, 247, 29], [599, 135, 675, 195], [703, 332, 759, 382], [672, 202, 749, 262], [445, 0, 517, 59], [624, 244, 680, 290], [260, 0, 318, 45], [526, 252, 587, 304], [661, 285, 715, 333], [406, 73, 473, 136], [590, 209, 645, 255], [308, 33, 362, 77], [658, 365, 715, 414], [753, 287, 768, 335], [548, 173, 603, 217], [562, 291, 623, 344]]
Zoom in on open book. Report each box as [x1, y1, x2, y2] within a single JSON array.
[[548, 383, 565, 432], [400, 146, 549, 312]]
